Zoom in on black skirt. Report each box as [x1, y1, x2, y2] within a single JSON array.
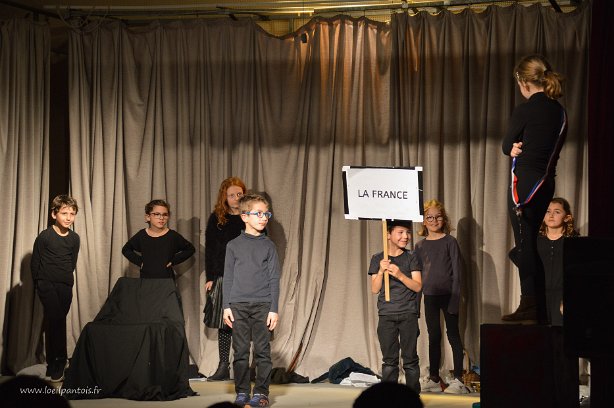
[[203, 278, 226, 329]]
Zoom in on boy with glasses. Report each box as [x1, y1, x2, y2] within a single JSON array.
[[223, 194, 280, 407], [122, 199, 195, 279]]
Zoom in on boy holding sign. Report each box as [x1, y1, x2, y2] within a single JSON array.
[[369, 220, 422, 393]]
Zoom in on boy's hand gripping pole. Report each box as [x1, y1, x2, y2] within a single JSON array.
[[382, 219, 390, 301]]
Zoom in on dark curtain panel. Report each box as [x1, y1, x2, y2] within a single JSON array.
[[588, 0, 614, 237]]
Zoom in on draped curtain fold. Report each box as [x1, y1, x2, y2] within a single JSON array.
[[63, 2, 589, 379], [0, 19, 50, 374]]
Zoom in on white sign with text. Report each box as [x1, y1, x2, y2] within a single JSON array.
[[342, 166, 423, 221]]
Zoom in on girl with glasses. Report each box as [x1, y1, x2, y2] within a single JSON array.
[[415, 199, 468, 394], [122, 199, 195, 279]]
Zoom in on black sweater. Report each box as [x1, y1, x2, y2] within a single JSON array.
[[122, 229, 195, 279], [204, 212, 244, 282], [502, 92, 567, 178], [31, 226, 80, 285]]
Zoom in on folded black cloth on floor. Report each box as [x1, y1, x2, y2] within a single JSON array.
[[63, 277, 195, 400], [311, 357, 376, 384]]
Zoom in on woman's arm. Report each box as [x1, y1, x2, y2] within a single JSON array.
[[502, 107, 526, 156]]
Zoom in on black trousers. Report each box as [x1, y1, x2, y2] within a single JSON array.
[[424, 294, 464, 379], [231, 302, 272, 396], [508, 173, 554, 298], [508, 171, 555, 321], [376, 311, 420, 393], [36, 279, 73, 370]]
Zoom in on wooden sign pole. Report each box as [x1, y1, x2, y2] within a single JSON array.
[[382, 219, 390, 301]]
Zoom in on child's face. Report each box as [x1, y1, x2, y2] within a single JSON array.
[[226, 185, 244, 213], [145, 205, 170, 229], [543, 202, 570, 230], [424, 207, 444, 234], [52, 205, 77, 229], [388, 226, 410, 250], [241, 201, 270, 235]]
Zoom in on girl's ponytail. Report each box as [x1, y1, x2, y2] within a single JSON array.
[[543, 70, 564, 99]]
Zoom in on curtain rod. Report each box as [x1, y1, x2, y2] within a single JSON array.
[[2, 0, 581, 21], [1, 0, 60, 19]]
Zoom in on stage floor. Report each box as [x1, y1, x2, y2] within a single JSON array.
[[63, 380, 480, 408], [0, 375, 480, 407]]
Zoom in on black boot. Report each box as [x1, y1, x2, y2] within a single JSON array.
[[501, 295, 537, 322], [49, 358, 67, 383], [208, 362, 230, 381]]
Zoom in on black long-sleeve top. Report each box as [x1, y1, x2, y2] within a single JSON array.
[[204, 212, 244, 282], [502, 92, 567, 178], [122, 228, 195, 279], [31, 226, 80, 285], [537, 235, 564, 326]]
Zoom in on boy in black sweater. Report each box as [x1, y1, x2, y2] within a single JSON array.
[[31, 195, 80, 382], [223, 194, 280, 407]]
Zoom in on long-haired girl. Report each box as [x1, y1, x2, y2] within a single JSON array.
[[537, 197, 579, 325], [204, 177, 247, 380], [415, 199, 468, 394]]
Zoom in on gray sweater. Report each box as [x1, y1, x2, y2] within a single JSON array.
[[223, 231, 280, 313], [414, 234, 462, 315]]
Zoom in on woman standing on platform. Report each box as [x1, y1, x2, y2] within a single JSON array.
[[204, 177, 247, 380], [502, 55, 567, 322]]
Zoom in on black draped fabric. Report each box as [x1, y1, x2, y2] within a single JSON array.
[[62, 277, 194, 400]]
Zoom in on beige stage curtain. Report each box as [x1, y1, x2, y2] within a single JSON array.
[[66, 2, 589, 381], [0, 19, 50, 374]]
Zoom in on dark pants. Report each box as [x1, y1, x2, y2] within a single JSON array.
[[36, 280, 73, 373], [231, 302, 272, 396], [508, 172, 554, 318], [424, 294, 464, 379], [377, 312, 420, 393]]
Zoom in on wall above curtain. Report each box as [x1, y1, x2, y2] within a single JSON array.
[[2, 0, 585, 38]]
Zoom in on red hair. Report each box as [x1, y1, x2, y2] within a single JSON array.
[[214, 177, 247, 226]]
